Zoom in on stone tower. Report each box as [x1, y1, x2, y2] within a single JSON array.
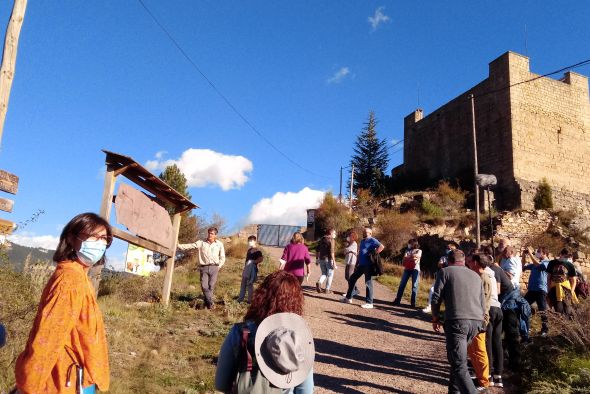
[[394, 51, 590, 214]]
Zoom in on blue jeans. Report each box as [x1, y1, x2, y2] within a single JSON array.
[[284, 369, 314, 394], [318, 259, 334, 290], [444, 319, 482, 394], [395, 269, 420, 306], [345, 264, 374, 304]]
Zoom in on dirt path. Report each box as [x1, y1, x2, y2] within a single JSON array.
[[264, 247, 449, 394]]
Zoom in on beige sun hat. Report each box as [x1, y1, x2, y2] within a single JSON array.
[[254, 312, 315, 389]]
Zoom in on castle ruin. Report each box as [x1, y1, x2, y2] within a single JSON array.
[[393, 51, 590, 214]]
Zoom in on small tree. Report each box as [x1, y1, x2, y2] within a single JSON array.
[[159, 164, 197, 243], [315, 192, 355, 236], [534, 178, 553, 210]]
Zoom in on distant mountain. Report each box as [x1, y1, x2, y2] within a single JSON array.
[[0, 242, 54, 271]]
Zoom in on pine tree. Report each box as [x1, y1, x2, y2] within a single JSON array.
[[159, 164, 197, 243], [350, 111, 390, 196]]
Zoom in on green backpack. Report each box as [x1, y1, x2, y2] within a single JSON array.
[[230, 325, 283, 394]]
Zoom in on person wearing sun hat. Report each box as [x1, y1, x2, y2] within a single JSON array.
[[215, 271, 315, 393]]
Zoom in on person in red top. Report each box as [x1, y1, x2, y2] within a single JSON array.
[[279, 232, 311, 284], [15, 213, 112, 394]]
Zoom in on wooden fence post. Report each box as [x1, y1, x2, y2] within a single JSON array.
[[0, 0, 28, 146], [162, 212, 182, 306]]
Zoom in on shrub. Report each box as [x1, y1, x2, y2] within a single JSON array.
[[98, 272, 164, 303], [420, 199, 444, 219], [437, 180, 466, 208], [376, 211, 418, 254], [534, 178, 554, 210], [555, 210, 577, 228], [225, 237, 249, 260], [315, 192, 356, 235]]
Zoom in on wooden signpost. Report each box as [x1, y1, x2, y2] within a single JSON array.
[[0, 169, 17, 233], [0, 169, 18, 194], [0, 218, 14, 234], [0, 197, 13, 212]]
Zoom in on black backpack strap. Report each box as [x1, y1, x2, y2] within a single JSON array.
[[239, 325, 253, 372]]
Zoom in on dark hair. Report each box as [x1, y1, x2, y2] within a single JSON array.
[[208, 227, 218, 235], [325, 228, 334, 235], [53, 213, 112, 263], [560, 248, 570, 257], [471, 253, 491, 269], [247, 235, 257, 241], [244, 271, 304, 325], [481, 245, 494, 256], [408, 239, 420, 249]]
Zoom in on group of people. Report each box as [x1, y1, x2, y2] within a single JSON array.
[[429, 238, 587, 393], [10, 211, 588, 394]]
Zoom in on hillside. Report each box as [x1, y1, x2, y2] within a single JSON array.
[[0, 242, 54, 271]]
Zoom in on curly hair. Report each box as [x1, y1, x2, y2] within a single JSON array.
[[244, 270, 304, 324]]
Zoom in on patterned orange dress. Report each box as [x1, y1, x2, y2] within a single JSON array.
[[15, 260, 110, 393]]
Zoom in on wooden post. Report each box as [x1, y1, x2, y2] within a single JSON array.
[[0, 0, 28, 146], [90, 166, 117, 295], [162, 212, 182, 306]]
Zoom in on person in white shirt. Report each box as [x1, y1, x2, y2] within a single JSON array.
[[178, 227, 226, 309], [500, 246, 522, 291]]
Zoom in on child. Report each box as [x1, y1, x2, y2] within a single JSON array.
[[238, 235, 264, 303]]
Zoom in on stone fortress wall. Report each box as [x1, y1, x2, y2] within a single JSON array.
[[395, 51, 590, 214]]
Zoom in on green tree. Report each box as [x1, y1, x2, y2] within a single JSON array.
[[159, 164, 197, 243], [315, 192, 355, 236], [350, 111, 390, 196], [534, 178, 553, 210]]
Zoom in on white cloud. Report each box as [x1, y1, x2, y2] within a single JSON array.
[[246, 187, 325, 226], [327, 67, 351, 84], [368, 6, 391, 31], [155, 150, 167, 160], [8, 232, 60, 250], [146, 148, 253, 191]]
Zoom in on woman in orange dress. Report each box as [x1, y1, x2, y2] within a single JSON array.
[[15, 213, 112, 394]]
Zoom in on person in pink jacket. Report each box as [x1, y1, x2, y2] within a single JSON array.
[[280, 232, 311, 284]]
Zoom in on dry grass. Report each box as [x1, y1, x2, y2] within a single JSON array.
[[520, 301, 590, 393], [376, 262, 434, 308]]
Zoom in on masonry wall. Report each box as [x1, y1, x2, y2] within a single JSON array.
[[402, 52, 518, 209], [507, 53, 590, 214], [400, 51, 590, 213]]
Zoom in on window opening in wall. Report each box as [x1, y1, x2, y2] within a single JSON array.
[[557, 127, 562, 144]]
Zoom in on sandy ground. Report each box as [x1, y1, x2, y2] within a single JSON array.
[[264, 247, 449, 394]]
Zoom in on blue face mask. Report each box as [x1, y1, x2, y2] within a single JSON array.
[[77, 240, 107, 266]]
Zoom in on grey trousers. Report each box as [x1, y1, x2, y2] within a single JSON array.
[[200, 265, 220, 308], [444, 319, 482, 394]]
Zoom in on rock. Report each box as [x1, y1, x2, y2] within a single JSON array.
[[130, 352, 137, 357], [574, 251, 586, 260], [150, 349, 158, 356]]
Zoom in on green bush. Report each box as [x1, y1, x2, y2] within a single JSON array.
[[420, 199, 444, 218], [375, 211, 418, 254], [225, 237, 249, 260], [98, 272, 164, 303], [534, 178, 554, 210]]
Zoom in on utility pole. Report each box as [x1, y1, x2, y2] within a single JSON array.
[[0, 0, 28, 147], [469, 94, 481, 247], [339, 166, 343, 203], [349, 164, 354, 211]]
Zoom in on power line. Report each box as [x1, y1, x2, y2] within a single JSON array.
[[136, 0, 330, 180]]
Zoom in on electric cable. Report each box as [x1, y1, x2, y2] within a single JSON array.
[[136, 0, 330, 179]]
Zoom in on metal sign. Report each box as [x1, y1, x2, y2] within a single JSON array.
[[0, 197, 13, 213], [0, 218, 15, 235], [0, 170, 18, 194]]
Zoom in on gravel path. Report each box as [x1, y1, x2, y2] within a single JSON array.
[[264, 247, 449, 394]]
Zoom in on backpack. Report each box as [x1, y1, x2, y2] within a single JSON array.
[[370, 250, 383, 276], [231, 325, 282, 394], [317, 237, 332, 259], [402, 254, 416, 271], [550, 262, 568, 284]]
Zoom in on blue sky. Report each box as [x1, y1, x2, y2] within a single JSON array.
[[2, 1, 590, 266]]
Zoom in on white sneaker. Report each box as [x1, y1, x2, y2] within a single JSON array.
[[422, 305, 432, 313], [361, 303, 374, 309], [340, 297, 352, 304]]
